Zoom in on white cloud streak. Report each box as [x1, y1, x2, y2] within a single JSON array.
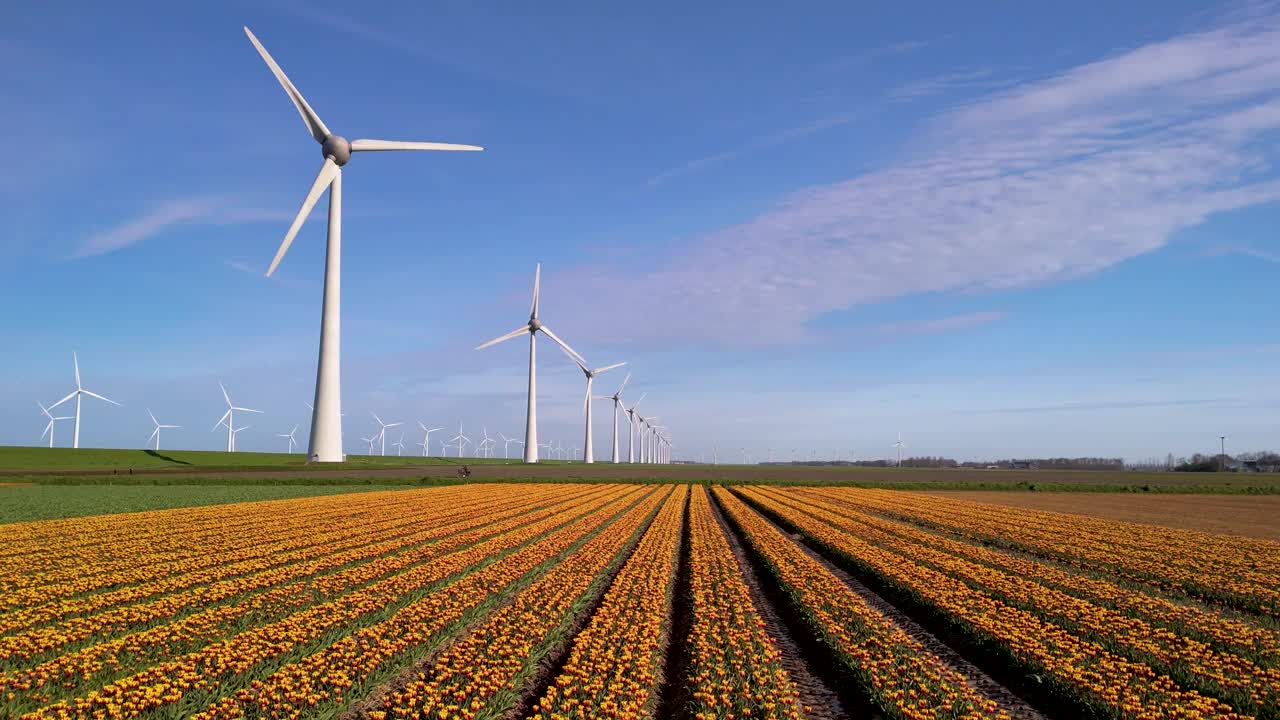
[[73, 197, 293, 259], [570, 12, 1280, 348]]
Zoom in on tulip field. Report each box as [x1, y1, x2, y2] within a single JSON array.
[[1, 484, 1277, 720]]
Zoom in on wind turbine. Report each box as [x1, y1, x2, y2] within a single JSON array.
[[146, 409, 180, 451], [230, 425, 251, 452], [360, 435, 376, 455], [449, 421, 471, 459], [244, 26, 482, 463], [38, 403, 74, 449], [213, 382, 262, 453], [893, 432, 906, 467], [478, 427, 495, 459], [499, 432, 523, 459], [595, 373, 631, 464], [370, 412, 402, 456], [49, 353, 120, 449], [623, 393, 646, 463], [563, 349, 625, 464], [475, 264, 585, 463], [417, 422, 443, 457], [392, 432, 406, 457], [276, 425, 299, 454]]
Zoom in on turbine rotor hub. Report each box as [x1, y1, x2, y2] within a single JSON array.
[[530, 318, 543, 332], [322, 135, 352, 166]]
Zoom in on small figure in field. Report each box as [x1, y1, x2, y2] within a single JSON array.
[[457, 465, 472, 478]]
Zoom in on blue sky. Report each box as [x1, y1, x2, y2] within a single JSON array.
[[3, 0, 1280, 462]]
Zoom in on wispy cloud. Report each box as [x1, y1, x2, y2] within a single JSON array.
[[1203, 244, 1280, 264], [646, 112, 860, 187], [73, 197, 291, 259], [869, 311, 1007, 337], [984, 397, 1240, 414], [819, 41, 927, 72], [889, 69, 1014, 101], [571, 10, 1280, 348]]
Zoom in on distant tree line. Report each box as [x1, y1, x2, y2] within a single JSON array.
[[762, 451, 1280, 472]]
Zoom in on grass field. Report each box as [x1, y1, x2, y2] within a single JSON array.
[[0, 484, 410, 523], [3, 484, 1275, 720]]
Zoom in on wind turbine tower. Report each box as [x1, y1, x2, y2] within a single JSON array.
[[244, 26, 481, 463]]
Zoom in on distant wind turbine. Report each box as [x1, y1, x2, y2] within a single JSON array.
[[146, 409, 180, 451], [499, 432, 523, 459], [360, 435, 376, 455], [49, 353, 120, 449], [449, 421, 471, 459], [276, 425, 300, 454], [476, 263, 585, 463], [563, 349, 626, 464], [370, 412, 402, 457], [596, 373, 631, 464], [38, 402, 74, 449], [893, 432, 906, 467], [244, 26, 482, 463], [392, 432, 406, 457], [417, 422, 443, 457], [230, 425, 251, 452], [213, 382, 261, 453], [623, 393, 646, 464]]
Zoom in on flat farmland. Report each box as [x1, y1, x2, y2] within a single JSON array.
[[926, 490, 1280, 540], [4, 483, 1278, 720]]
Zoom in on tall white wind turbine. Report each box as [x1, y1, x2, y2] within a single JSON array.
[[499, 432, 523, 459], [449, 421, 471, 459], [623, 393, 646, 463], [475, 264, 585, 463], [370, 412, 402, 457], [213, 382, 262, 453], [277, 425, 299, 454], [146, 409, 180, 451], [894, 432, 906, 467], [360, 435, 377, 455], [563, 349, 625, 464], [244, 26, 482, 463], [392, 432, 406, 456], [595, 373, 631, 464], [417, 422, 443, 457], [231, 425, 251, 452], [49, 353, 120, 449], [38, 403, 74, 449]]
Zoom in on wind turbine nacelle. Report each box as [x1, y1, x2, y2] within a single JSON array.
[[529, 318, 543, 332], [322, 135, 352, 166]]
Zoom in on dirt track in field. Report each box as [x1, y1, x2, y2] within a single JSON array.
[[924, 491, 1280, 540]]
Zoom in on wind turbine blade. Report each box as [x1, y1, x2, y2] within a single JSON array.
[[371, 411, 384, 426], [418, 420, 428, 431], [538, 325, 586, 366], [350, 139, 483, 152], [631, 392, 647, 410], [42, 421, 52, 440], [73, 352, 81, 388], [558, 343, 588, 373], [593, 361, 626, 374], [267, 158, 339, 277], [476, 325, 530, 350], [49, 391, 77, 411], [219, 381, 232, 406], [148, 408, 158, 426], [82, 390, 120, 406], [37, 402, 52, 420], [148, 428, 159, 444], [233, 407, 264, 414], [618, 373, 631, 394], [531, 263, 540, 318], [429, 427, 443, 433], [243, 27, 331, 143], [386, 422, 403, 428], [213, 410, 231, 431]]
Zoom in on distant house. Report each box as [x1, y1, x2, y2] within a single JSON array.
[[1010, 460, 1038, 470]]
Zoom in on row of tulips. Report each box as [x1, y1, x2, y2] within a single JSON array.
[[797, 487, 1280, 667], [740, 487, 1250, 720], [0, 489, 442, 590], [1, 487, 556, 646], [682, 487, 802, 720], [822, 488, 1279, 615], [768, 488, 1279, 717], [188, 487, 660, 720], [2, 486, 602, 711], [714, 488, 1011, 720], [20, 486, 640, 719], [376, 487, 679, 720], [528, 486, 688, 719]]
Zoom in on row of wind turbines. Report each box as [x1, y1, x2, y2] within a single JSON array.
[[39, 27, 675, 464]]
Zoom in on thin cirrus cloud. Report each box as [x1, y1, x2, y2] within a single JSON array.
[[71, 197, 292, 259], [569, 12, 1280, 348]]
